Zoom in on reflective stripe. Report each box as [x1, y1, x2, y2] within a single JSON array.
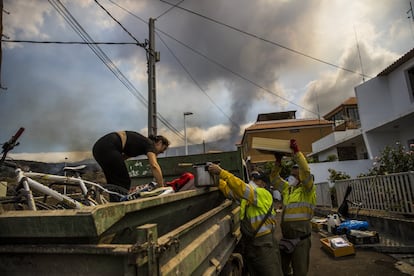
[[243, 185, 258, 205], [256, 223, 274, 235], [283, 212, 313, 220], [249, 210, 277, 236], [243, 185, 251, 199], [253, 189, 258, 206], [283, 201, 315, 221], [285, 202, 314, 210], [250, 211, 277, 222]]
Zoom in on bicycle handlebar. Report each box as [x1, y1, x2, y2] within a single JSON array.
[[1, 127, 25, 164]]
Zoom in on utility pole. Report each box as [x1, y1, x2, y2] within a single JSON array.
[[147, 18, 160, 136], [0, 0, 3, 90], [408, 1, 414, 22], [183, 112, 193, 155]]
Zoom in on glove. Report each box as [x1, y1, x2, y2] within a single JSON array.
[[208, 164, 222, 175], [290, 139, 299, 153]]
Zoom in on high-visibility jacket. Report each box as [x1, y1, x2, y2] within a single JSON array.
[[270, 152, 316, 222], [218, 169, 276, 237]]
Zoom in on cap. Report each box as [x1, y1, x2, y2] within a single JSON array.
[[250, 171, 269, 183]]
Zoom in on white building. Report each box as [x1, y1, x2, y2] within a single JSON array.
[[309, 97, 367, 162], [355, 48, 414, 159], [309, 48, 414, 183]]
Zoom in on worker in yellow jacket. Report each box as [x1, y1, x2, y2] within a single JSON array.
[[208, 164, 283, 276], [270, 139, 315, 276]]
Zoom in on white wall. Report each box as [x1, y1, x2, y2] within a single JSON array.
[[364, 131, 400, 159], [355, 55, 414, 160], [356, 59, 414, 132], [356, 77, 392, 131], [309, 159, 373, 185], [387, 60, 414, 112]]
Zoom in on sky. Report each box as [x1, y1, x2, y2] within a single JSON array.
[[1, 0, 413, 162]]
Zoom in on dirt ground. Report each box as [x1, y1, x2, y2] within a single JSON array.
[[308, 232, 413, 276], [273, 212, 413, 276]]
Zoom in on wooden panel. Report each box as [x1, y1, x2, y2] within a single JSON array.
[[251, 137, 292, 153]]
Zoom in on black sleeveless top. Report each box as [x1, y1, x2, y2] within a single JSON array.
[[123, 131, 156, 157]]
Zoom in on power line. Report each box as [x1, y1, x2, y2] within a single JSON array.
[[48, 0, 185, 140], [94, 1, 185, 139], [156, 30, 240, 129], [108, 0, 318, 116], [107, 0, 243, 127], [108, 0, 147, 24], [1, 39, 139, 45], [48, 0, 147, 108], [94, 0, 146, 47], [159, 0, 373, 79], [156, 0, 185, 20], [156, 27, 319, 116]]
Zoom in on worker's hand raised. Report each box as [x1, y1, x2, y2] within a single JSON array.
[[208, 164, 222, 175], [290, 139, 299, 154]]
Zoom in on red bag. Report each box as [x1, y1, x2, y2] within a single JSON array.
[[166, 172, 195, 192]]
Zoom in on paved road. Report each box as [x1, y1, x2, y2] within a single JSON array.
[[308, 232, 414, 276]]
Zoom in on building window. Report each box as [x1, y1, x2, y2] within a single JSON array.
[[332, 110, 345, 127], [346, 107, 360, 128], [347, 107, 360, 121], [407, 67, 414, 101]]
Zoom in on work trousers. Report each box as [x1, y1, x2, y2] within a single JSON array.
[[243, 232, 283, 276], [280, 220, 312, 276]]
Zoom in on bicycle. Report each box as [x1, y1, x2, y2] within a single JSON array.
[[0, 128, 173, 211]]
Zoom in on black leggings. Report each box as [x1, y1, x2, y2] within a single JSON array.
[[92, 133, 131, 190]]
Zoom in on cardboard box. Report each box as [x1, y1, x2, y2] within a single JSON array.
[[320, 236, 355, 257], [252, 137, 292, 154], [311, 217, 327, 232]]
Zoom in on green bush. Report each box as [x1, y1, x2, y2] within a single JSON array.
[[361, 142, 414, 176], [327, 154, 338, 162], [328, 168, 350, 182]]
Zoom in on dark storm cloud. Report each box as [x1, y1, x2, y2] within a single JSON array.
[[0, 0, 412, 159], [140, 0, 322, 148], [300, 41, 399, 118]]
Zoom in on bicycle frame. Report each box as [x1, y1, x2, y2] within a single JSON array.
[[1, 128, 123, 210], [15, 168, 83, 210], [16, 168, 129, 209]]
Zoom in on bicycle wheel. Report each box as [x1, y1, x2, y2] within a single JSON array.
[[95, 184, 128, 203], [0, 194, 62, 211]]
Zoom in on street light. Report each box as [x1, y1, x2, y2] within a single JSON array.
[[184, 112, 193, 155]]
